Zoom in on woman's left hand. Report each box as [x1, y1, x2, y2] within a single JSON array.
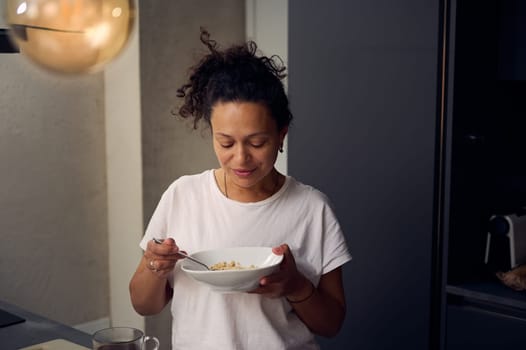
[[250, 244, 313, 300], [251, 244, 347, 337]]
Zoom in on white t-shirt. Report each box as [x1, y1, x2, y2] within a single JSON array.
[[140, 170, 351, 350]]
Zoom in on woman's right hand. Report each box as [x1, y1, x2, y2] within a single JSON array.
[[130, 238, 182, 315], [142, 238, 184, 279]]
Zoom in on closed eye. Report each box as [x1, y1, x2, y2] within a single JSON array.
[[248, 137, 268, 148]]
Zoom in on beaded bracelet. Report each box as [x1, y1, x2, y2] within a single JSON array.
[[286, 283, 316, 304]]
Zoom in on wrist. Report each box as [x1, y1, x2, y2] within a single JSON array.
[[286, 278, 315, 304]]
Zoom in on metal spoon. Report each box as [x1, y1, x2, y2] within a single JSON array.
[[152, 238, 210, 271]]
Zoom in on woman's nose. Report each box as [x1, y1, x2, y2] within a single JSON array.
[[234, 145, 251, 162]]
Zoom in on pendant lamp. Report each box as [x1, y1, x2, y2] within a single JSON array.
[[4, 0, 136, 74]]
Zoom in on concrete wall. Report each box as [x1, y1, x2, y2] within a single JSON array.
[[0, 2, 273, 347], [246, 0, 289, 174], [0, 15, 109, 328], [105, 8, 143, 332], [139, 1, 245, 347], [0, 2, 140, 333], [140, 1, 245, 224]]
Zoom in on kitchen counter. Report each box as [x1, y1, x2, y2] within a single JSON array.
[[0, 300, 91, 349]]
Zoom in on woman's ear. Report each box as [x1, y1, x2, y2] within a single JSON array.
[[279, 126, 289, 143], [278, 126, 288, 153]]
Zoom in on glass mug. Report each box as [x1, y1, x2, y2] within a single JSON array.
[[92, 327, 159, 350]]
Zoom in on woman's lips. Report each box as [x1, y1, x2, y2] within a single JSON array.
[[233, 169, 254, 177]]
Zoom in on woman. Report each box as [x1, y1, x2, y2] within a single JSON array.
[[129, 29, 351, 350]]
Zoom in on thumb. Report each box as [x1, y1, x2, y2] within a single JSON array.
[[273, 244, 295, 267], [163, 238, 176, 246], [272, 244, 287, 256]]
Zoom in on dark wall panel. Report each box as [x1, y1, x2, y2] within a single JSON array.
[[288, 1, 441, 348]]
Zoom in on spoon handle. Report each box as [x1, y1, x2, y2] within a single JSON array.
[[176, 251, 210, 270], [152, 238, 210, 270]]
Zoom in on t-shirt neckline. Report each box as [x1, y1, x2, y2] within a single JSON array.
[[209, 169, 290, 206]]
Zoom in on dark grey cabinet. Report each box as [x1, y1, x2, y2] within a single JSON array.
[[446, 304, 526, 349], [288, 0, 526, 349]]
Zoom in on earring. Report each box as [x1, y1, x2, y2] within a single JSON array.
[[279, 145, 284, 153]]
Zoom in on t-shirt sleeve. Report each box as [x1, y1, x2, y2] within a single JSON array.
[[139, 183, 177, 287], [321, 199, 352, 274], [139, 184, 174, 251]]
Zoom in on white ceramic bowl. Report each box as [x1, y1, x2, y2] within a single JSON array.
[[181, 247, 283, 292]]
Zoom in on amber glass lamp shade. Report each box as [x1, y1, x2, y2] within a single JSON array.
[[5, 0, 136, 74]]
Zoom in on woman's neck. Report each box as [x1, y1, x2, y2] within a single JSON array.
[[216, 168, 282, 203]]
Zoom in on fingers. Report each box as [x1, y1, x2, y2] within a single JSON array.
[[249, 275, 286, 298], [254, 244, 312, 300], [144, 252, 180, 280], [273, 244, 298, 277], [144, 256, 178, 273], [147, 256, 176, 270], [272, 244, 288, 256], [144, 237, 182, 276], [148, 238, 178, 255], [147, 238, 181, 259], [249, 243, 299, 297], [273, 244, 296, 266], [145, 258, 173, 279]]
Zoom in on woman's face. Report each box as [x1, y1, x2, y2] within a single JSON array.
[[210, 101, 287, 190]]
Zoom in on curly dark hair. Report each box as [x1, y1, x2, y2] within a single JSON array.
[[175, 28, 293, 131]]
